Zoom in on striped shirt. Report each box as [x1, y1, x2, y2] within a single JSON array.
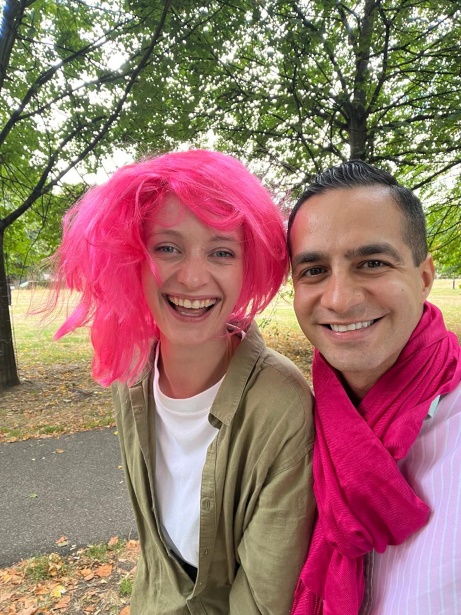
[[363, 381, 461, 614]]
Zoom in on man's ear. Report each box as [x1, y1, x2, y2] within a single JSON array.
[[419, 254, 435, 299]]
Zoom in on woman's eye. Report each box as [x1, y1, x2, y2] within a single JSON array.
[[155, 245, 177, 254], [213, 250, 234, 258]]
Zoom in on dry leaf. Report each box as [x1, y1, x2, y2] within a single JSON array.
[[50, 585, 66, 598], [108, 536, 119, 547], [0, 591, 15, 604], [53, 595, 71, 610], [55, 536, 68, 547], [94, 564, 112, 578], [120, 607, 130, 615]]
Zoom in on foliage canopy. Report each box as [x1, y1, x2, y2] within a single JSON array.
[[1, 0, 460, 388]]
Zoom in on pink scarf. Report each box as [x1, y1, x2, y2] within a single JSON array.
[[291, 302, 461, 615]]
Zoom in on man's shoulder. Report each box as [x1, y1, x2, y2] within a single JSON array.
[[438, 379, 461, 411]]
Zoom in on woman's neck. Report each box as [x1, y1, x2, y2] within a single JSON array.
[[157, 334, 240, 399]]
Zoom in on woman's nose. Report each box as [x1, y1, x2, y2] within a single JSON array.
[[175, 255, 210, 289]]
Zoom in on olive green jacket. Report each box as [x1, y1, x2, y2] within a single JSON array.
[[112, 323, 315, 614]]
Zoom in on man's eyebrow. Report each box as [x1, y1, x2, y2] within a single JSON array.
[[292, 251, 327, 269], [291, 243, 403, 269], [346, 243, 403, 262]]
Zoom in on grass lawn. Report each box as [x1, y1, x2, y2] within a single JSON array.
[[1, 279, 459, 443], [0, 280, 459, 613]]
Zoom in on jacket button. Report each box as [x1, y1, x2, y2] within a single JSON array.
[[201, 498, 212, 510]]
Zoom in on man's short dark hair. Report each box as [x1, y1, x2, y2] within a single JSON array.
[[287, 160, 428, 265]]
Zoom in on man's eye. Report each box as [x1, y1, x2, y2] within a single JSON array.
[[299, 267, 326, 277], [363, 260, 385, 269]]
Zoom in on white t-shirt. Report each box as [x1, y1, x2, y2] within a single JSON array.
[[153, 348, 221, 567]]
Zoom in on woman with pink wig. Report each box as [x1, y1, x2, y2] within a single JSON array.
[[53, 149, 315, 614]]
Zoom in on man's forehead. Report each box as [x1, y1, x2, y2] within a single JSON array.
[[299, 184, 394, 210], [291, 185, 401, 232], [289, 186, 409, 262]]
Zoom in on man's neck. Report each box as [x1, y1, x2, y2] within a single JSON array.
[[340, 374, 376, 407]]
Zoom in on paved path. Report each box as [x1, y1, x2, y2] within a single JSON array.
[[0, 428, 138, 568]]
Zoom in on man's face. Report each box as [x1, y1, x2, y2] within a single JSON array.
[[290, 186, 434, 398]]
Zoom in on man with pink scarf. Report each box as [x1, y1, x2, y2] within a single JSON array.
[[288, 160, 461, 615]]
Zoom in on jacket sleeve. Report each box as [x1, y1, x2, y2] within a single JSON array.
[[229, 435, 315, 615]]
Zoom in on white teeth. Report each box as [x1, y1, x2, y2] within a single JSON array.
[[330, 320, 374, 332], [168, 296, 216, 309]]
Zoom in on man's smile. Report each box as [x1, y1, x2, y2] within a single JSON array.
[[326, 318, 381, 332]]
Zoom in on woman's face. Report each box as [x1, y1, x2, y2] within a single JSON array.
[[142, 195, 244, 350]]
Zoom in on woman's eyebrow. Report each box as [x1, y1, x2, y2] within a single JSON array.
[[210, 234, 242, 243]]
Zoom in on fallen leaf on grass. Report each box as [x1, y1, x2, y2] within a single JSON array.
[[53, 594, 71, 610], [48, 558, 65, 577], [19, 597, 36, 609], [120, 607, 130, 615], [108, 536, 119, 547], [94, 564, 112, 578], [7, 574, 23, 586], [17, 608, 38, 615], [79, 567, 93, 580], [50, 585, 66, 598], [0, 591, 15, 604]]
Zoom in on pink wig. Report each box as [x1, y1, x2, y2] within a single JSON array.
[[53, 149, 288, 385]]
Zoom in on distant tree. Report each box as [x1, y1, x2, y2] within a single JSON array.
[[0, 0, 232, 389], [4, 185, 83, 280], [126, 0, 461, 260], [2, 0, 460, 389]]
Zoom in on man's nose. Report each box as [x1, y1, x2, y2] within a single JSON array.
[[320, 272, 365, 313], [176, 255, 210, 289]]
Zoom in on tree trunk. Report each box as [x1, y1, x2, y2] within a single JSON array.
[[0, 227, 20, 390], [348, 0, 376, 161], [348, 104, 367, 160]]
